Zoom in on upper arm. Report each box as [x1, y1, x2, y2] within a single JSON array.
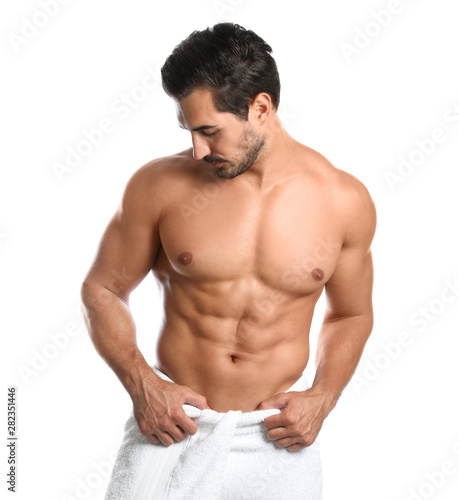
[[83, 162, 163, 301], [324, 176, 377, 321]]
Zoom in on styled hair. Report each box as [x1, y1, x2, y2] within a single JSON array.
[[161, 23, 280, 120]]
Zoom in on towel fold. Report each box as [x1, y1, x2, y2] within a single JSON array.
[[105, 367, 322, 500]]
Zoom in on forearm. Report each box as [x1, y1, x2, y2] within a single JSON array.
[[311, 312, 373, 413], [80, 281, 154, 396]]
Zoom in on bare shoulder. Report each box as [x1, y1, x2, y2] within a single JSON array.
[[300, 144, 377, 247], [125, 148, 194, 191], [120, 148, 195, 213]]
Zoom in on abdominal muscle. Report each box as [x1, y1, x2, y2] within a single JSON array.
[[155, 291, 317, 412]]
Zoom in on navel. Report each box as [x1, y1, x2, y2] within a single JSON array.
[[177, 251, 193, 265], [311, 267, 324, 281]]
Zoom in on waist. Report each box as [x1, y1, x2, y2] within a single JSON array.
[[153, 364, 309, 392], [152, 361, 309, 413]]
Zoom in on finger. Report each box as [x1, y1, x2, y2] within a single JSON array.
[[184, 390, 210, 410], [266, 427, 298, 441], [276, 435, 316, 450], [286, 435, 316, 450], [273, 436, 303, 449], [146, 433, 161, 445], [155, 429, 176, 446], [286, 443, 306, 452], [140, 427, 169, 446], [164, 424, 187, 443], [157, 413, 190, 442], [263, 414, 283, 429], [266, 405, 303, 430], [256, 393, 287, 411], [263, 411, 291, 429], [174, 412, 199, 436]]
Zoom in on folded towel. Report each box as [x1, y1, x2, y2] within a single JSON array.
[[105, 367, 322, 500]]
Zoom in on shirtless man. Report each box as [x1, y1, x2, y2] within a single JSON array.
[[81, 23, 376, 498]]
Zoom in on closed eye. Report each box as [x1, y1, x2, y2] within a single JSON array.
[[200, 130, 218, 137]]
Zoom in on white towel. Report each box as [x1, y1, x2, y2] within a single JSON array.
[[105, 367, 322, 500]]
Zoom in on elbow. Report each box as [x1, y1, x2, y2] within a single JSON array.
[[80, 278, 103, 322], [367, 309, 374, 330], [324, 308, 373, 324], [80, 279, 111, 333], [80, 279, 94, 307], [353, 309, 374, 333], [80, 280, 93, 323], [324, 309, 374, 339], [355, 309, 374, 342], [360, 306, 374, 332], [80, 278, 127, 318]]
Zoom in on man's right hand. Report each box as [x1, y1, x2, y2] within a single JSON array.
[[130, 372, 210, 446]]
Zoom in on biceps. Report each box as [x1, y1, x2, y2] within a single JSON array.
[[324, 247, 374, 320], [86, 211, 160, 299]]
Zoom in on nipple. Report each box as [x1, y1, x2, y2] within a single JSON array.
[[311, 268, 324, 281], [177, 252, 193, 265]]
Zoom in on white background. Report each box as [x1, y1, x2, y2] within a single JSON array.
[[2, 1, 459, 499]]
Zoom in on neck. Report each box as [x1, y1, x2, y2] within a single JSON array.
[[236, 115, 298, 190]]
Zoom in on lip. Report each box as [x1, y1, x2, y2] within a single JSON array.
[[211, 162, 223, 168]]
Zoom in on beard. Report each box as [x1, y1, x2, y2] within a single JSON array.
[[204, 125, 266, 180]]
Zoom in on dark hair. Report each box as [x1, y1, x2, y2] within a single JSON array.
[[161, 23, 280, 120]]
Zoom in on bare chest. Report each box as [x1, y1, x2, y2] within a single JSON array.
[[155, 179, 343, 295]]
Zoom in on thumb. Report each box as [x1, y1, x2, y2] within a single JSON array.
[[184, 389, 211, 410], [256, 393, 287, 411]]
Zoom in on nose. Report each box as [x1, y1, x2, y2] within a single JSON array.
[[191, 134, 211, 160]]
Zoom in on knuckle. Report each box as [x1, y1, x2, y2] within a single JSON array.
[[138, 423, 150, 436], [170, 409, 181, 421], [163, 435, 175, 446], [157, 416, 169, 428], [142, 430, 156, 442], [283, 413, 296, 425]]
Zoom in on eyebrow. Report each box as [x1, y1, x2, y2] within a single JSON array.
[[179, 124, 217, 132]]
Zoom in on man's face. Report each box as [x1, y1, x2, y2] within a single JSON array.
[[176, 87, 265, 179]]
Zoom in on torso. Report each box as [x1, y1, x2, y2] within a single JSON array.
[[151, 145, 347, 411]]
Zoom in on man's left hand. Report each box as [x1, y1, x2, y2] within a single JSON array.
[[256, 389, 331, 451]]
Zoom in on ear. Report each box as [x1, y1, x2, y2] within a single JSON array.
[[248, 93, 272, 126]]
